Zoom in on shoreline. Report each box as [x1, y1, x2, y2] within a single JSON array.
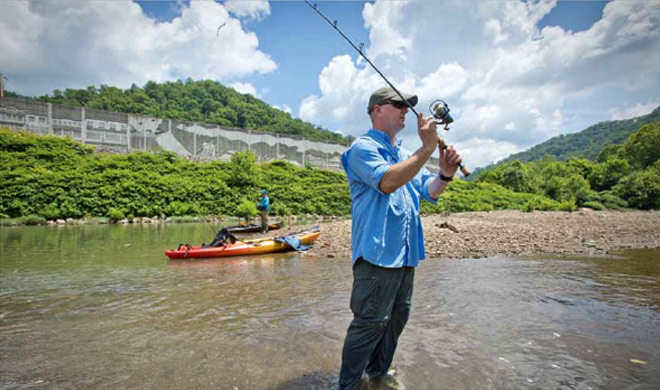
[[3, 210, 658, 260], [306, 210, 660, 259]]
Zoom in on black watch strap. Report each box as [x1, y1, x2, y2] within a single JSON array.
[[439, 173, 454, 182]]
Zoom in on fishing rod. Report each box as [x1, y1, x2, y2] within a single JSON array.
[[304, 1, 470, 177]]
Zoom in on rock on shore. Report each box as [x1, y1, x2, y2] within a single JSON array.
[[305, 210, 660, 259]]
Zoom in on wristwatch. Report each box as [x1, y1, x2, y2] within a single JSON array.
[[438, 173, 454, 182]]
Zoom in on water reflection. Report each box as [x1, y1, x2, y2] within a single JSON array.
[[1, 224, 659, 389]]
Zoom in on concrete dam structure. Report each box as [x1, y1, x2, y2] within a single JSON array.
[[0, 97, 347, 169]]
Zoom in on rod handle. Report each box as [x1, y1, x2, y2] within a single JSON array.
[[459, 165, 470, 177], [437, 138, 470, 177]]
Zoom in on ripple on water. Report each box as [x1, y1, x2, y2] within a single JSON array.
[[1, 225, 659, 390]]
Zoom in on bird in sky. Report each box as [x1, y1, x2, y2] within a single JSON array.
[[216, 22, 226, 36]]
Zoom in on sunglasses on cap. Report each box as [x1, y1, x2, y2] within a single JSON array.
[[383, 100, 408, 110]]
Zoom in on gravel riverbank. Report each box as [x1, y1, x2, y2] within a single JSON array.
[[297, 210, 660, 259]]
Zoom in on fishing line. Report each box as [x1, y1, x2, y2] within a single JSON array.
[[304, 1, 469, 176]]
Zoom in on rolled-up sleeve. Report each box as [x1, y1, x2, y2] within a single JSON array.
[[420, 166, 439, 204], [345, 141, 390, 195]]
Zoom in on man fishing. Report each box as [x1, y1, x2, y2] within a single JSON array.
[[338, 86, 462, 390]]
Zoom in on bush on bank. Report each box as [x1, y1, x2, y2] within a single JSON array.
[[477, 122, 660, 210], [2, 129, 577, 223], [0, 129, 352, 220]]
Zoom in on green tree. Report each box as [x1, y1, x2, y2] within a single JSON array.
[[564, 174, 592, 206], [566, 157, 594, 178], [478, 159, 536, 193], [236, 197, 258, 223], [614, 168, 660, 210], [588, 158, 629, 191], [623, 122, 660, 169], [496, 160, 534, 193], [596, 144, 625, 163], [226, 151, 257, 189]]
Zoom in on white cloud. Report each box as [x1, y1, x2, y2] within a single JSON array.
[[363, 1, 412, 61], [2, 0, 658, 170], [273, 104, 292, 115], [609, 102, 659, 120], [485, 19, 508, 45], [224, 0, 270, 20], [0, 0, 276, 95], [455, 138, 520, 168], [229, 82, 258, 97], [417, 63, 468, 101], [300, 0, 660, 168], [299, 54, 387, 133]]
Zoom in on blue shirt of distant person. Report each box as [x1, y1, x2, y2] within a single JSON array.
[[337, 87, 462, 390], [258, 189, 270, 233], [258, 190, 270, 212]]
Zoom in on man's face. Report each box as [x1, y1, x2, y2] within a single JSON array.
[[375, 100, 409, 132]]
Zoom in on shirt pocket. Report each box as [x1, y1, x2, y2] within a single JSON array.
[[350, 277, 380, 319]]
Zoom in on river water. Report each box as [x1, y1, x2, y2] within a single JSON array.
[[1, 223, 659, 390]]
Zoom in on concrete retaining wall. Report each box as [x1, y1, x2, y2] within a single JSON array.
[[0, 97, 346, 169]]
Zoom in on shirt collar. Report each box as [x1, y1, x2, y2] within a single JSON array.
[[367, 128, 402, 152]]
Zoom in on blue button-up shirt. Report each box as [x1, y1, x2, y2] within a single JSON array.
[[341, 129, 438, 268], [258, 196, 270, 212]]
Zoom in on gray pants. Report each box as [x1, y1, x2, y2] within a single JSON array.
[[338, 258, 415, 390], [260, 210, 268, 233]]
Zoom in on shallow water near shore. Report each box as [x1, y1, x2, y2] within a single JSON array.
[[1, 223, 659, 390]]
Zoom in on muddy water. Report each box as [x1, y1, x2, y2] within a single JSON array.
[[1, 224, 659, 390]]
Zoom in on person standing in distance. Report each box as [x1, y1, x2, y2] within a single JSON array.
[[257, 189, 270, 233], [338, 87, 462, 390]]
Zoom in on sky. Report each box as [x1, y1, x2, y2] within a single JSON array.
[[1, 0, 659, 168]]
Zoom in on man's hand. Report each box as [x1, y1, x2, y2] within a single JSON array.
[[439, 144, 461, 177], [417, 112, 438, 151]]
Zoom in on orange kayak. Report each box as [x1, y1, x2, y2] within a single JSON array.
[[165, 227, 320, 259]]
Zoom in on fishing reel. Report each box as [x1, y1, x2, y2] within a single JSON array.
[[429, 99, 454, 130]]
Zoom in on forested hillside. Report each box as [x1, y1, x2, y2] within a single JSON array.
[[503, 106, 660, 163], [470, 106, 660, 179], [8, 79, 352, 145], [477, 122, 660, 210]]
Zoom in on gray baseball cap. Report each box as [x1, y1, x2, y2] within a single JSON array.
[[368, 87, 418, 112]]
